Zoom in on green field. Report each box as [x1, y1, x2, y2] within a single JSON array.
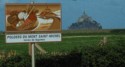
[[0, 30, 125, 55], [0, 30, 125, 67]]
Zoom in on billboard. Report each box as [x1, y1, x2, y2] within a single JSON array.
[[5, 3, 61, 43]]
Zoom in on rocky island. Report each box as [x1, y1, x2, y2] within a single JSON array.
[[69, 11, 102, 30]]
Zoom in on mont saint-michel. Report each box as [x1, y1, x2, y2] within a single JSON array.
[[69, 11, 102, 30]]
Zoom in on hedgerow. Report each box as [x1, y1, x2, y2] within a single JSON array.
[[0, 37, 125, 67]]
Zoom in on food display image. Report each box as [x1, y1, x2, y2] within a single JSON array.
[[6, 3, 61, 31]]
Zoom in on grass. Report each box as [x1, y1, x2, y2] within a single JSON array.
[[39, 37, 101, 52], [0, 30, 125, 55], [0, 36, 101, 54], [0, 30, 125, 67]]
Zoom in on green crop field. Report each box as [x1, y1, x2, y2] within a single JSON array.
[[0, 30, 125, 55]]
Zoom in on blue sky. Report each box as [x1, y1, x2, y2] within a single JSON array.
[[0, 0, 125, 31]]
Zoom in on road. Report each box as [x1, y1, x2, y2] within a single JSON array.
[[62, 35, 125, 38]]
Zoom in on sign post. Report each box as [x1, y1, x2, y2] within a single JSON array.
[[32, 43, 35, 67], [5, 3, 61, 67]]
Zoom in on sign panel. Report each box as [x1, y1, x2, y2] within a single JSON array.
[[6, 33, 61, 43], [6, 3, 61, 31], [5, 3, 61, 43]]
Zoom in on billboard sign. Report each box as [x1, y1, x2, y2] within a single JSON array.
[[5, 3, 61, 43]]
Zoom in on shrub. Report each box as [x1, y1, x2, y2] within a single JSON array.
[[36, 51, 82, 67], [81, 42, 125, 67], [0, 39, 125, 67], [0, 55, 31, 67], [0, 51, 82, 67]]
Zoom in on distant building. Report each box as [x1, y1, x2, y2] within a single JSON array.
[[78, 11, 92, 22], [69, 11, 102, 30]]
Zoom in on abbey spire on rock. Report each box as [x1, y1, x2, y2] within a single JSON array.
[[69, 11, 102, 30]]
